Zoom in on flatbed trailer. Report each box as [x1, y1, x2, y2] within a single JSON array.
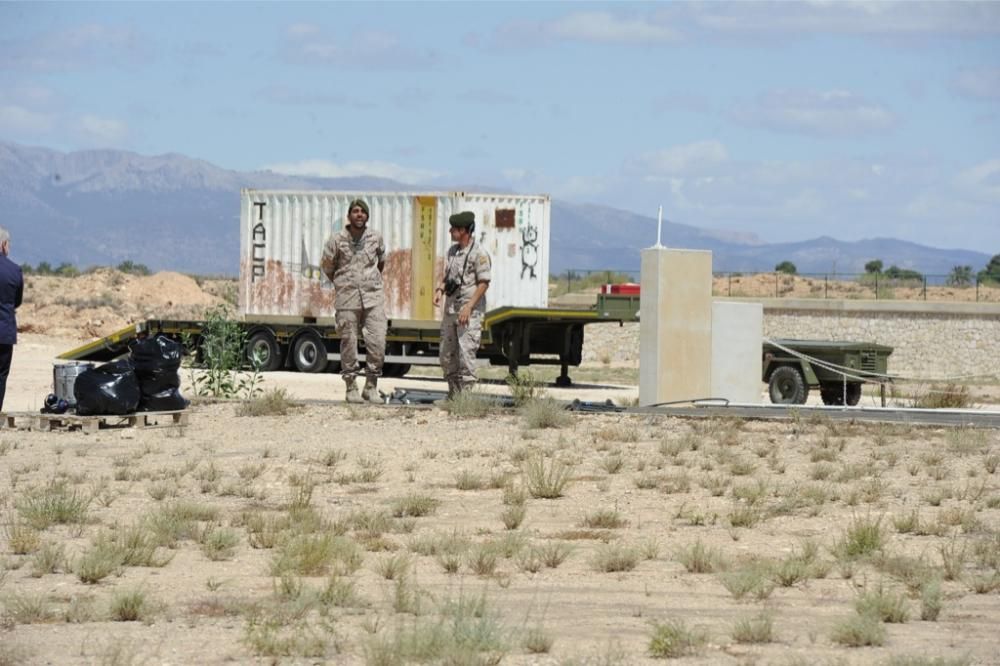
[[57, 305, 629, 386]]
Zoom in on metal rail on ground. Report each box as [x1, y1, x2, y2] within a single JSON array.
[[628, 402, 1000, 428]]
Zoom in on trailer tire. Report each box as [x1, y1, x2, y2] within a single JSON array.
[[382, 363, 412, 378], [292, 331, 328, 373], [769, 366, 809, 405], [246, 330, 285, 372], [820, 382, 862, 406]]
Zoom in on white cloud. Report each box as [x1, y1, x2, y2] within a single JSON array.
[[491, 3, 1000, 51], [76, 114, 129, 144], [264, 159, 442, 184], [258, 84, 373, 108], [502, 168, 531, 182], [0, 86, 128, 146], [954, 159, 1000, 203], [6, 84, 59, 109], [0, 104, 54, 134], [952, 67, 1000, 100], [286, 23, 320, 37], [733, 89, 897, 137], [625, 140, 729, 178], [281, 25, 442, 70], [652, 93, 712, 114], [664, 1, 1000, 38], [458, 89, 521, 105], [0, 23, 150, 72], [549, 12, 679, 43]]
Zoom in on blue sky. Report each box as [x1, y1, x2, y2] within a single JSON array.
[[2, 1, 999, 250]]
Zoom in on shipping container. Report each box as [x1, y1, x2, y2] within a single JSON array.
[[239, 190, 551, 322]]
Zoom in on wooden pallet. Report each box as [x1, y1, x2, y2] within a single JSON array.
[[1, 410, 189, 433]]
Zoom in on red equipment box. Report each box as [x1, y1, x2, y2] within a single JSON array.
[[600, 283, 641, 295]]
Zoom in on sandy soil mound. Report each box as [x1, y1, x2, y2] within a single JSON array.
[[17, 269, 232, 340]]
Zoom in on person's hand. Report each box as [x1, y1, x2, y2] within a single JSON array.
[[433, 290, 442, 307], [458, 304, 472, 325]]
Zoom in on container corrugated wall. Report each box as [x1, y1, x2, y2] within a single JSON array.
[[239, 190, 550, 321]]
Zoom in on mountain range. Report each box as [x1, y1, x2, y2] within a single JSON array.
[[0, 140, 991, 278]]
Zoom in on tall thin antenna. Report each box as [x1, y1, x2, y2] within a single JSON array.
[[654, 205, 664, 248]]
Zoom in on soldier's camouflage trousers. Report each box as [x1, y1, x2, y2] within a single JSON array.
[[439, 310, 483, 392], [336, 306, 387, 381]]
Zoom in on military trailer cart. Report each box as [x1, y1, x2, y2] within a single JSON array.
[[762, 339, 893, 406]]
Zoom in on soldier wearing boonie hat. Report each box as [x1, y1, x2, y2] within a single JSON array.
[[321, 197, 387, 403], [433, 211, 491, 398]]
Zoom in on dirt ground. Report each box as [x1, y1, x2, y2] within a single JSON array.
[[1, 273, 999, 664]]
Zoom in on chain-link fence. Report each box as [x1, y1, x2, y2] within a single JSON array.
[[550, 269, 1000, 303]]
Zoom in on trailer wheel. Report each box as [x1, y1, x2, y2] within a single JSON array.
[[292, 331, 328, 373], [769, 366, 809, 405], [820, 382, 863, 406], [246, 330, 285, 372], [382, 363, 413, 378], [845, 382, 862, 406]]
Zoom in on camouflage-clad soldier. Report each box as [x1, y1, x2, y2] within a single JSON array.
[[321, 198, 387, 403], [433, 211, 491, 397]]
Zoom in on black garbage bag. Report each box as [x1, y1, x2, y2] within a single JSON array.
[[131, 335, 183, 373], [132, 335, 184, 400], [74, 359, 141, 416], [138, 388, 190, 412], [138, 368, 181, 396]]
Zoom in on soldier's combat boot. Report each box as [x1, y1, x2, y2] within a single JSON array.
[[362, 377, 378, 402], [344, 378, 362, 403]]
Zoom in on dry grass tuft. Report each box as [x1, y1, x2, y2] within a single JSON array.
[[524, 455, 574, 499], [237, 387, 300, 416], [520, 397, 574, 430], [908, 383, 972, 409]]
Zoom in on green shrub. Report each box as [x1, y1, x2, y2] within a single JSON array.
[[506, 370, 542, 406], [648, 619, 707, 658]]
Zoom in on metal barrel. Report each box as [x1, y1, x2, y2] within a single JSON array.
[[53, 362, 94, 406]]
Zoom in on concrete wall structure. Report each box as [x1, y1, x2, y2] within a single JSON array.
[[711, 302, 764, 403], [639, 248, 713, 406], [583, 298, 1000, 381]]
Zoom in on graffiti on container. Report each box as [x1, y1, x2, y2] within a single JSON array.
[[520, 222, 538, 279], [300, 238, 323, 280], [251, 201, 267, 282]]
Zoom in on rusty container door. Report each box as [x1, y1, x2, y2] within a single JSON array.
[[412, 196, 438, 321]]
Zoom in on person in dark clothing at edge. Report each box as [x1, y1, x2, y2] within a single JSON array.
[[0, 226, 24, 412]]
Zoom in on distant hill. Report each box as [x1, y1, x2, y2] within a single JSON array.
[[0, 140, 990, 277]]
